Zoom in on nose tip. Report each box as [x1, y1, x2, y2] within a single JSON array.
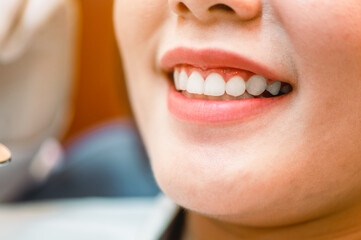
[[169, 0, 262, 22]]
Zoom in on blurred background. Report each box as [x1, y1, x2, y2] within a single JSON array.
[[64, 0, 131, 140], [0, 0, 159, 202]]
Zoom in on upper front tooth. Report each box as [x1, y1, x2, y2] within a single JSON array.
[[246, 75, 267, 96], [187, 71, 204, 94], [226, 76, 246, 97], [174, 70, 180, 90], [266, 81, 281, 96], [178, 70, 188, 90], [204, 73, 226, 96]]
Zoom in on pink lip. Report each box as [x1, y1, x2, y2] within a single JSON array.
[[160, 47, 281, 80], [161, 47, 289, 123], [168, 86, 287, 123]]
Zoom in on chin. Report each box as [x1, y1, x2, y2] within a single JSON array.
[[144, 124, 361, 227]]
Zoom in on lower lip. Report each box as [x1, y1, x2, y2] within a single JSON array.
[[167, 86, 287, 123]]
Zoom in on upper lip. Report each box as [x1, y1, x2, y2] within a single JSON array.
[[159, 47, 284, 81]]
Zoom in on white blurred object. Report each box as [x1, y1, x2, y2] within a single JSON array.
[[29, 138, 64, 182], [0, 0, 25, 51], [0, 0, 68, 62], [0, 0, 78, 201], [0, 195, 178, 240]]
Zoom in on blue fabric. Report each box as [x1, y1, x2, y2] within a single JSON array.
[[20, 119, 159, 201]]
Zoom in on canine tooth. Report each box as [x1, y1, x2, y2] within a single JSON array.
[[174, 70, 180, 90], [179, 70, 188, 90], [281, 85, 292, 94], [226, 76, 246, 97], [204, 73, 226, 96], [246, 75, 267, 96], [187, 71, 204, 94], [207, 95, 223, 100], [266, 81, 281, 96]]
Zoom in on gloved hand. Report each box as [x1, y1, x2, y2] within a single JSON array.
[[0, 0, 67, 63], [0, 0, 78, 202]]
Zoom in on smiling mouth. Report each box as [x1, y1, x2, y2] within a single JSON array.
[[170, 65, 292, 101], [161, 47, 293, 123]]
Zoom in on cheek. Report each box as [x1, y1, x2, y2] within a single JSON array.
[[270, 0, 361, 130], [270, 1, 361, 67], [114, 0, 168, 48], [114, 0, 170, 129]]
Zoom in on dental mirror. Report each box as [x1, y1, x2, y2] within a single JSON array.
[[0, 144, 11, 167]]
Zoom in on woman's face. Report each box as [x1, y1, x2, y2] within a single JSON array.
[[114, 0, 361, 226]]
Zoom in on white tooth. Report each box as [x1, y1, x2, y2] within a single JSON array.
[[173, 70, 180, 90], [178, 70, 188, 90], [187, 71, 204, 94], [246, 75, 267, 96], [266, 81, 281, 96], [226, 76, 246, 97], [204, 73, 226, 96]]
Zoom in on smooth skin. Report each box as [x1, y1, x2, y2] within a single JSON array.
[[114, 0, 361, 239]]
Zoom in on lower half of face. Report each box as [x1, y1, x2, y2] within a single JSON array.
[[115, 0, 361, 226]]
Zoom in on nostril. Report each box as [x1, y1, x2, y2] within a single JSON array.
[[209, 4, 235, 13], [176, 2, 190, 13]]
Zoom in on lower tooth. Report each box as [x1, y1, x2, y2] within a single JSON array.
[[183, 91, 205, 99], [237, 92, 254, 99], [222, 95, 235, 101], [207, 95, 223, 101]]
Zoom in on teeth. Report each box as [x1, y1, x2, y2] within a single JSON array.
[[226, 76, 246, 97], [178, 70, 188, 90], [266, 81, 281, 96], [173, 68, 291, 100], [246, 75, 267, 96], [186, 71, 204, 94], [204, 73, 226, 96], [173, 70, 180, 90]]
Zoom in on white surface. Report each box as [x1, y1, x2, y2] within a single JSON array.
[[0, 195, 178, 240]]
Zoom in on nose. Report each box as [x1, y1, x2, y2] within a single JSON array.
[[169, 0, 262, 22]]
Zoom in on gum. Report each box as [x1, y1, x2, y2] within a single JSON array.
[[175, 64, 275, 83]]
